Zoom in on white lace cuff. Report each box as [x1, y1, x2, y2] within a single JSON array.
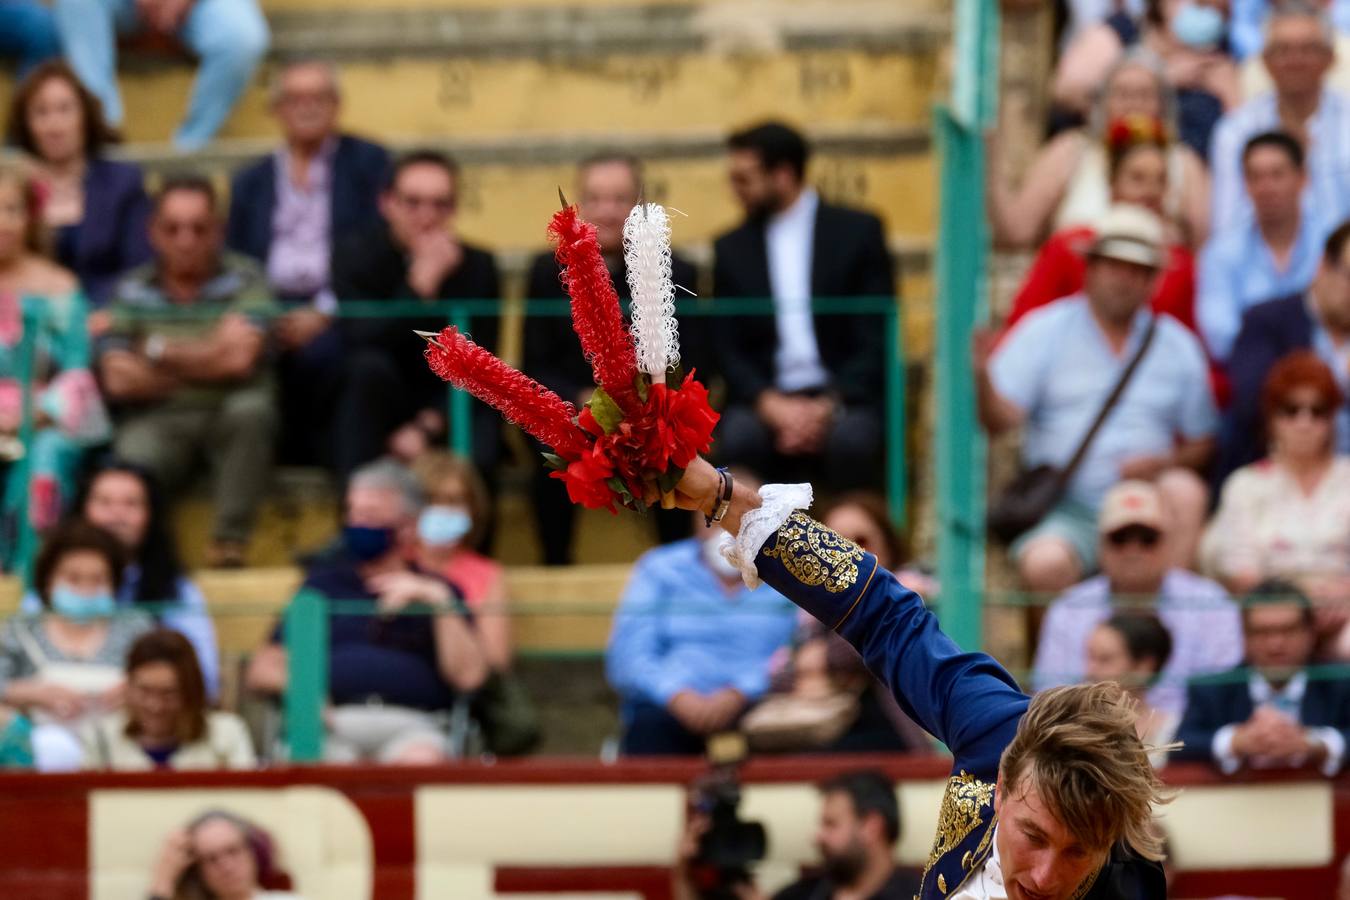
[[719, 483, 814, 589]]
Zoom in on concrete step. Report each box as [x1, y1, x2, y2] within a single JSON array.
[[0, 4, 946, 141], [93, 43, 941, 144]]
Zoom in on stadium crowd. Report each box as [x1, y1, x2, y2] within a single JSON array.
[[0, 0, 1346, 814]]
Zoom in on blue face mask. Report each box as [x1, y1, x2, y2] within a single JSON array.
[[342, 524, 397, 562], [50, 585, 117, 622], [1172, 2, 1226, 49], [418, 506, 472, 548]]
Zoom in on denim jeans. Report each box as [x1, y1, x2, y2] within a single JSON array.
[[0, 0, 62, 76], [54, 0, 268, 149]]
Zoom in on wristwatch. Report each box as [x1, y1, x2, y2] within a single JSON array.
[[706, 467, 733, 526], [143, 333, 167, 364]]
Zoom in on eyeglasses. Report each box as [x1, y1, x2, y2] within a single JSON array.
[[1276, 402, 1333, 421], [197, 841, 249, 868], [1266, 41, 1332, 59], [1105, 525, 1161, 548], [393, 193, 456, 213], [157, 221, 212, 237]]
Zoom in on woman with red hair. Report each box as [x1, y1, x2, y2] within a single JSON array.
[[1202, 351, 1350, 651]]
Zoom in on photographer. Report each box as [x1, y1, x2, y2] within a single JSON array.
[[674, 770, 919, 900]]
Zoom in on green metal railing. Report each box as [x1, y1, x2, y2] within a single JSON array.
[[934, 0, 999, 652]]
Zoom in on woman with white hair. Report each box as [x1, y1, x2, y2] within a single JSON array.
[[988, 49, 1212, 249], [149, 810, 301, 900]]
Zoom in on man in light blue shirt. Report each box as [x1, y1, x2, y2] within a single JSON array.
[[1199, 131, 1331, 361], [1210, 6, 1350, 229], [979, 204, 1218, 595], [607, 524, 798, 755]]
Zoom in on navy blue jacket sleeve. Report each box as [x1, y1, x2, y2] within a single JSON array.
[[752, 512, 1028, 764]]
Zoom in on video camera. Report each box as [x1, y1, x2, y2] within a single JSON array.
[[686, 734, 767, 900]]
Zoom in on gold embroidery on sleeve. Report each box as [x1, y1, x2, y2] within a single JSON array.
[[762, 512, 864, 594]]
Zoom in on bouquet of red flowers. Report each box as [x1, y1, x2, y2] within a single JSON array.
[[421, 199, 718, 513]]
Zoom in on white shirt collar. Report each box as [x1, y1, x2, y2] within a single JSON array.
[[768, 186, 819, 232]]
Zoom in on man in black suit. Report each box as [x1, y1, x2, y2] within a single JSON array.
[[1174, 580, 1350, 775], [225, 60, 391, 467], [712, 122, 894, 489], [523, 153, 700, 564], [331, 150, 501, 483], [1218, 219, 1350, 483]]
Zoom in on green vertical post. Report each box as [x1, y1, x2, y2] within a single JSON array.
[[448, 303, 473, 458], [284, 589, 328, 762], [884, 303, 907, 527], [13, 300, 41, 583], [934, 0, 998, 651]]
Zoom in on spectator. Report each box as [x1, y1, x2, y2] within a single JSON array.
[[523, 153, 700, 564], [97, 175, 279, 569], [1202, 353, 1350, 640], [1005, 115, 1199, 334], [330, 150, 501, 483], [756, 492, 931, 754], [149, 810, 301, 900], [0, 521, 151, 771], [1054, 0, 1240, 159], [1231, 0, 1350, 61], [1083, 611, 1179, 766], [227, 60, 389, 468], [1174, 579, 1350, 774], [606, 511, 798, 756], [412, 451, 539, 756], [81, 629, 253, 770], [989, 50, 1211, 249], [0, 0, 61, 77], [674, 770, 919, 900], [1033, 480, 1242, 717], [411, 451, 510, 670], [979, 205, 1218, 593], [53, 0, 268, 151], [1219, 219, 1350, 479], [1197, 131, 1330, 362], [5, 60, 152, 307], [1210, 3, 1350, 229], [244, 460, 488, 764], [21, 461, 222, 698], [0, 162, 109, 566], [713, 121, 892, 490]]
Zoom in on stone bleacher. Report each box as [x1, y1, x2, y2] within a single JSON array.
[[0, 0, 943, 566], [0, 3, 948, 744]]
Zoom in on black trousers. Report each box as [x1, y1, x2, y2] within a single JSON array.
[[714, 404, 884, 492]]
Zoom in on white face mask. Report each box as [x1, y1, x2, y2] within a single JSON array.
[[702, 534, 741, 579]]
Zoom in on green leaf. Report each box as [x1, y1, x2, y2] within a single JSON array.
[[634, 372, 650, 404], [587, 387, 624, 434], [541, 452, 567, 471], [657, 466, 685, 495]]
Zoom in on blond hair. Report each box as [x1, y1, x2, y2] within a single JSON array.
[[1000, 682, 1175, 861]]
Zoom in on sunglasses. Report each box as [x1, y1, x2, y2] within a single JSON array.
[[1276, 402, 1332, 421], [1105, 525, 1161, 548]]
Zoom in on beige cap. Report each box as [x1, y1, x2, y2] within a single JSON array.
[[1087, 204, 1165, 270], [1098, 480, 1166, 534]]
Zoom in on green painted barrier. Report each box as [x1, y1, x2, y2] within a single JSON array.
[[283, 589, 329, 763]]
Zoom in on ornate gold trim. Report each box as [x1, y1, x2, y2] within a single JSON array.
[[762, 512, 865, 594]]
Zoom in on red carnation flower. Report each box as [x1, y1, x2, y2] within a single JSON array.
[[666, 373, 720, 467]]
